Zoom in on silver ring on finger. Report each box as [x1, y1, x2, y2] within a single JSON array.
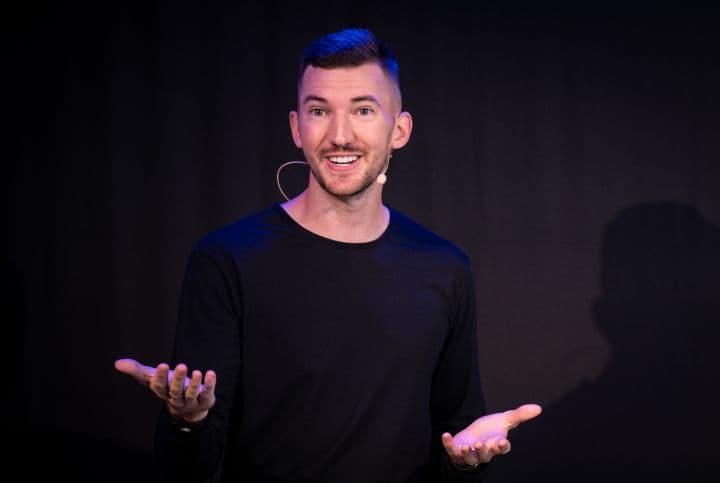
[[468, 449, 481, 467]]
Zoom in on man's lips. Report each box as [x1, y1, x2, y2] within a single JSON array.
[[327, 154, 361, 165], [323, 154, 362, 170]]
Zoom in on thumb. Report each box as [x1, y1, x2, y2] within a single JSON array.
[[114, 358, 155, 383], [505, 403, 542, 430]]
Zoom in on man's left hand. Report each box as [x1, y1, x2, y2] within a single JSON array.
[[441, 403, 542, 467]]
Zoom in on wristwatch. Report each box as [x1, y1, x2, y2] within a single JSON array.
[[168, 413, 206, 433], [452, 460, 483, 472]]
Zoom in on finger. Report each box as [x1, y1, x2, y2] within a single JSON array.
[[476, 438, 511, 461], [168, 364, 188, 398], [474, 441, 497, 463], [473, 440, 492, 460], [185, 371, 202, 401], [497, 439, 511, 455], [461, 445, 479, 466], [148, 363, 170, 399], [484, 437, 499, 453], [505, 403, 542, 429], [441, 433, 459, 457], [198, 371, 217, 405], [114, 358, 155, 385]]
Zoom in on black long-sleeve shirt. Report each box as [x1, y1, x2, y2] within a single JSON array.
[[155, 205, 489, 482]]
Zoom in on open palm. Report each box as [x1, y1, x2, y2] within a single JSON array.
[[442, 403, 542, 466]]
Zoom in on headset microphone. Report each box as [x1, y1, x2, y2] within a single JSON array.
[[376, 153, 392, 185]]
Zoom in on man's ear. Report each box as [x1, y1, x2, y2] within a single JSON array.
[[391, 111, 413, 149], [289, 111, 302, 148]]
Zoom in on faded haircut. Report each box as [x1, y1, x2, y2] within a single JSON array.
[[298, 28, 401, 100]]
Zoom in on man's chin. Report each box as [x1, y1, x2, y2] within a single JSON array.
[[319, 179, 375, 199]]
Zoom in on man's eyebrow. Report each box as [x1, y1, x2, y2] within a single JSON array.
[[301, 95, 381, 105], [351, 95, 380, 105], [302, 95, 327, 105]]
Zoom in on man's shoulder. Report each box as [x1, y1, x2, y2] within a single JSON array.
[[194, 205, 285, 254], [388, 208, 471, 266]]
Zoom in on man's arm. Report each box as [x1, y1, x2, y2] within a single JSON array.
[[113, 240, 242, 482], [429, 259, 490, 481], [159, 240, 243, 480], [434, 257, 542, 475]]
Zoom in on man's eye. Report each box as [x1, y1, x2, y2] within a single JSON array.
[[309, 108, 326, 116], [357, 107, 373, 116]]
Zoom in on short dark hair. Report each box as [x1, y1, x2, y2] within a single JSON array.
[[299, 28, 400, 89]]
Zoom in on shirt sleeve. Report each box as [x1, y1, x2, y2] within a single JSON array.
[[154, 239, 243, 482], [429, 258, 491, 482]]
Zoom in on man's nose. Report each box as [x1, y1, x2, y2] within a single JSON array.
[[327, 114, 354, 146]]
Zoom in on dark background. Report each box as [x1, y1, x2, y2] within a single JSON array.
[[8, 1, 719, 481]]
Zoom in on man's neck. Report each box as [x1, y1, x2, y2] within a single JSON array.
[[281, 185, 390, 243]]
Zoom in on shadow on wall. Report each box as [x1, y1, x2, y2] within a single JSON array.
[[491, 202, 720, 483]]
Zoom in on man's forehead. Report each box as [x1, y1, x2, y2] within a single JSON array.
[[298, 63, 394, 102]]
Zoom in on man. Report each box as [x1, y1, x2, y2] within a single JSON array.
[[116, 28, 540, 482]]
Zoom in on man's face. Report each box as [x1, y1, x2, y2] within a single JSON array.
[[289, 62, 411, 199]]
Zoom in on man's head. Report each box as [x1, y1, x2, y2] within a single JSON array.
[[290, 28, 412, 200]]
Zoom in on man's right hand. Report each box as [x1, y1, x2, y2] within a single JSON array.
[[114, 358, 217, 424]]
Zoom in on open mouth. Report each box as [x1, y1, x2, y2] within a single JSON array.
[[327, 155, 361, 165]]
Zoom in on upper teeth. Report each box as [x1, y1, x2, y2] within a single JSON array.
[[329, 155, 359, 164]]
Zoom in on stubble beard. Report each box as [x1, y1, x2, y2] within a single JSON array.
[[309, 154, 385, 200]]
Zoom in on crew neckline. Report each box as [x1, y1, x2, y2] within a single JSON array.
[[272, 204, 392, 249]]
